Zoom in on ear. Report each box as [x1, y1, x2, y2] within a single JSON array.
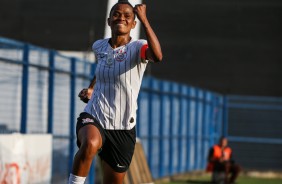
[[131, 20, 137, 29]]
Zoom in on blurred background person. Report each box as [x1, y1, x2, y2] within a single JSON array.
[[206, 136, 241, 184]]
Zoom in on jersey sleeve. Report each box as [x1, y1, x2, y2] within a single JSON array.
[[92, 39, 107, 63], [136, 39, 149, 64], [92, 40, 100, 55], [92, 40, 99, 62]]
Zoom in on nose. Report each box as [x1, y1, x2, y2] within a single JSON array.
[[117, 14, 126, 21]]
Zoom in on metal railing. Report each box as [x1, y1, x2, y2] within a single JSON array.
[[225, 95, 282, 171], [0, 37, 226, 182]]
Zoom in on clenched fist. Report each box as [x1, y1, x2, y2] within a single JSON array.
[[78, 88, 93, 103]]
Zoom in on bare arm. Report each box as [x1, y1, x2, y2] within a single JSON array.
[[134, 4, 163, 62], [88, 75, 96, 89]]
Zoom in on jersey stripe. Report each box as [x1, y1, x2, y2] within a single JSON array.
[[84, 39, 148, 130]]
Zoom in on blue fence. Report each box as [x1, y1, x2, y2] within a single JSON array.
[[226, 95, 282, 171], [137, 77, 224, 178], [0, 37, 94, 183], [0, 37, 224, 182]]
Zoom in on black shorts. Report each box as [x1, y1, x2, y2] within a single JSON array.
[[76, 112, 136, 173]]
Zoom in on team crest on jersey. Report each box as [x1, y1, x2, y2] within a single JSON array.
[[114, 48, 127, 62]]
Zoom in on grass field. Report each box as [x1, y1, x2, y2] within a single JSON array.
[[164, 175, 282, 184], [156, 175, 282, 184]]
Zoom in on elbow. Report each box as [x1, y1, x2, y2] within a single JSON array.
[[153, 53, 163, 63], [147, 48, 163, 62], [158, 54, 163, 62]]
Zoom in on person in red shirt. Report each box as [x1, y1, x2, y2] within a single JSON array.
[[207, 136, 241, 184]]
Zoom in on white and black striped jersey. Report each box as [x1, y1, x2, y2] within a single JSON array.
[[84, 38, 148, 130]]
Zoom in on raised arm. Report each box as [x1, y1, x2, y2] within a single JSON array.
[[134, 4, 163, 62]]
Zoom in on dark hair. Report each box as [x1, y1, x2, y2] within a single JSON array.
[[109, 0, 135, 18], [219, 136, 227, 141]]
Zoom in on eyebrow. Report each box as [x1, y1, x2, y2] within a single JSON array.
[[112, 9, 133, 13], [112, 10, 134, 16], [110, 7, 136, 19]]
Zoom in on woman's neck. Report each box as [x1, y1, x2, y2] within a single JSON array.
[[109, 35, 131, 48]]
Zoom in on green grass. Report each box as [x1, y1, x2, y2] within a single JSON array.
[[163, 175, 282, 184], [236, 176, 282, 184]]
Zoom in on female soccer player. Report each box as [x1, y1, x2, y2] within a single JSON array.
[[68, 0, 162, 183]]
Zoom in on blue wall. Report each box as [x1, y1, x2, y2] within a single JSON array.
[[225, 95, 282, 171], [0, 37, 94, 183], [137, 77, 223, 178]]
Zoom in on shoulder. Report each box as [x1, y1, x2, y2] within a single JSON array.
[[209, 146, 215, 152], [92, 38, 109, 51], [128, 39, 148, 48], [213, 145, 219, 149], [136, 39, 147, 45], [212, 145, 220, 152]]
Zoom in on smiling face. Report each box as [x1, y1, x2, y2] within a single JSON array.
[[108, 3, 136, 36]]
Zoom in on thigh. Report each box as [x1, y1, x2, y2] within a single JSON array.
[[76, 112, 105, 148], [78, 124, 103, 149], [102, 160, 126, 184]]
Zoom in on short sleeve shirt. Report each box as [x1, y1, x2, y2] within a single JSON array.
[[84, 38, 148, 130]]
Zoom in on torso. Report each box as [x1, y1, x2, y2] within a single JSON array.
[[84, 38, 148, 130]]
